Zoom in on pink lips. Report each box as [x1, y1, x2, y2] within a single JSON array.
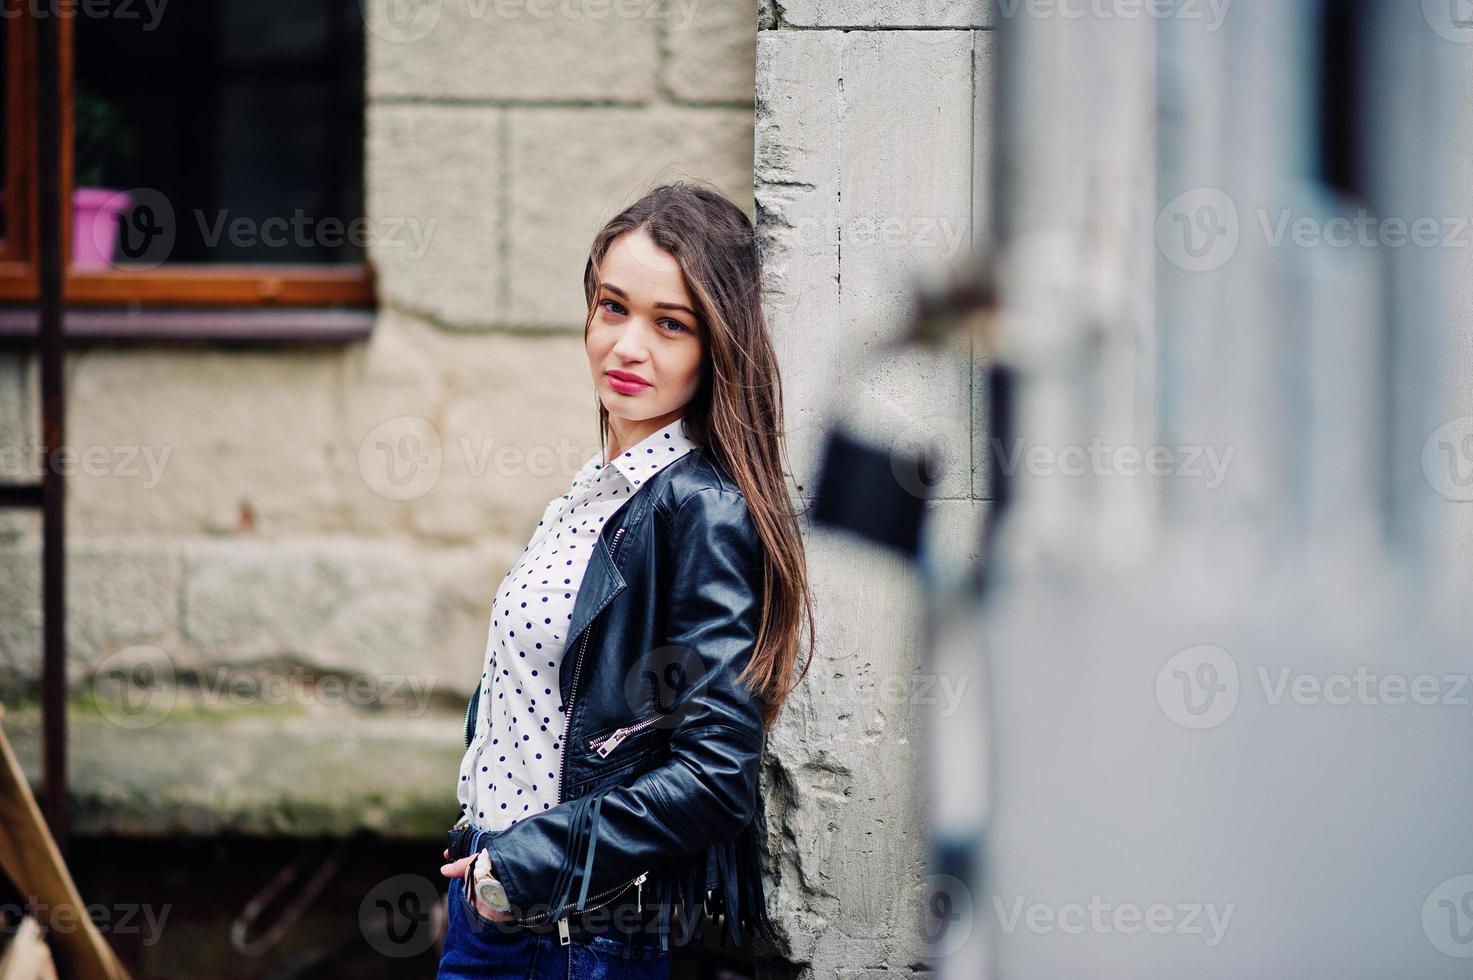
[[605, 370, 650, 394]]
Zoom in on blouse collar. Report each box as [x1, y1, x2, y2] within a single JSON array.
[[604, 415, 698, 490], [571, 416, 698, 492]]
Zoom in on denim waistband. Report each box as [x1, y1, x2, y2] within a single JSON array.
[[445, 822, 670, 954]]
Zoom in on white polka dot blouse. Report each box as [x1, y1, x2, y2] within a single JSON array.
[[456, 415, 698, 832]]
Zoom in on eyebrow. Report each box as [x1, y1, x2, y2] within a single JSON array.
[[600, 282, 699, 320]]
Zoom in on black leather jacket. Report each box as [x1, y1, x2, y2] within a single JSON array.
[[456, 446, 776, 951]]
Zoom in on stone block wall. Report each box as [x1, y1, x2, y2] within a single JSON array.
[[0, 0, 759, 837]]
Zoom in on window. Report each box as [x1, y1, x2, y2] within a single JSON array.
[[0, 0, 373, 309]]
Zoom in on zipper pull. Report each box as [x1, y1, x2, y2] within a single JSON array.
[[558, 917, 571, 946], [635, 872, 648, 914], [595, 727, 631, 757]]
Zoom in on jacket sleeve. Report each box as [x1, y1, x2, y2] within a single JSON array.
[[481, 486, 767, 920]]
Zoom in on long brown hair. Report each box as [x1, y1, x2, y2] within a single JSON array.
[[582, 180, 815, 730]]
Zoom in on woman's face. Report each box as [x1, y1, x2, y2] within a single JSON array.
[[586, 228, 704, 434]]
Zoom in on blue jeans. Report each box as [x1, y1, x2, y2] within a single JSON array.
[[437, 875, 671, 980]]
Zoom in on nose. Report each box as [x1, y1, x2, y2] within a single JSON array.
[[609, 317, 654, 362]]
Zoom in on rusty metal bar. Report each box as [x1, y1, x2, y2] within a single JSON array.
[[0, 483, 44, 508], [35, 6, 69, 852]]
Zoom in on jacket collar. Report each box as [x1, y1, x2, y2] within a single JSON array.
[[561, 417, 697, 657]]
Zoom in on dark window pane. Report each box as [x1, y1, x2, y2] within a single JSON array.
[[74, 0, 365, 266]]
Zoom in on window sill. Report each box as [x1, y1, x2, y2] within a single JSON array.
[[0, 307, 376, 345]]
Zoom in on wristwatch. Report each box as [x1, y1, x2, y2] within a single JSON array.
[[471, 848, 512, 913]]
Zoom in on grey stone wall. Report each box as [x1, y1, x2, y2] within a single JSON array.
[[755, 2, 991, 976]]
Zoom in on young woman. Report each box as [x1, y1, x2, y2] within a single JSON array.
[[436, 182, 815, 979]]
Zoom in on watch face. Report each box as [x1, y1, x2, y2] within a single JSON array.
[[477, 878, 509, 911]]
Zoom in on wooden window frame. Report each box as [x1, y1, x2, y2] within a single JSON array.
[[0, 11, 38, 292], [0, 11, 376, 309]]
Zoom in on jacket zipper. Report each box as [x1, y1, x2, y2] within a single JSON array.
[[556, 522, 626, 803], [537, 522, 632, 942], [588, 713, 663, 757], [462, 690, 477, 749], [500, 868, 651, 940]]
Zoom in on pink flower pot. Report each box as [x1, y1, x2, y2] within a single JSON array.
[[0, 187, 135, 267], [71, 187, 133, 268]]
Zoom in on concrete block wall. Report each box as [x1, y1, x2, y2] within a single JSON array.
[[755, 1, 991, 976], [366, 0, 757, 330]]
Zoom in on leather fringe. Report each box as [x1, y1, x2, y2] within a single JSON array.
[[651, 783, 777, 951], [549, 791, 597, 917]]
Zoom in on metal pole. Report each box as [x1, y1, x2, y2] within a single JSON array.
[[35, 7, 69, 853]]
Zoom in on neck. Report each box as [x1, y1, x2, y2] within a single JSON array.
[[604, 410, 682, 465]]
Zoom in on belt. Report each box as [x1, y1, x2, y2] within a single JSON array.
[[446, 822, 667, 951]]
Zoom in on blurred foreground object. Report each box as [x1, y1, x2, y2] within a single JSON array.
[[0, 709, 131, 980], [810, 251, 997, 562], [0, 917, 56, 980], [961, 1, 1473, 978]]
